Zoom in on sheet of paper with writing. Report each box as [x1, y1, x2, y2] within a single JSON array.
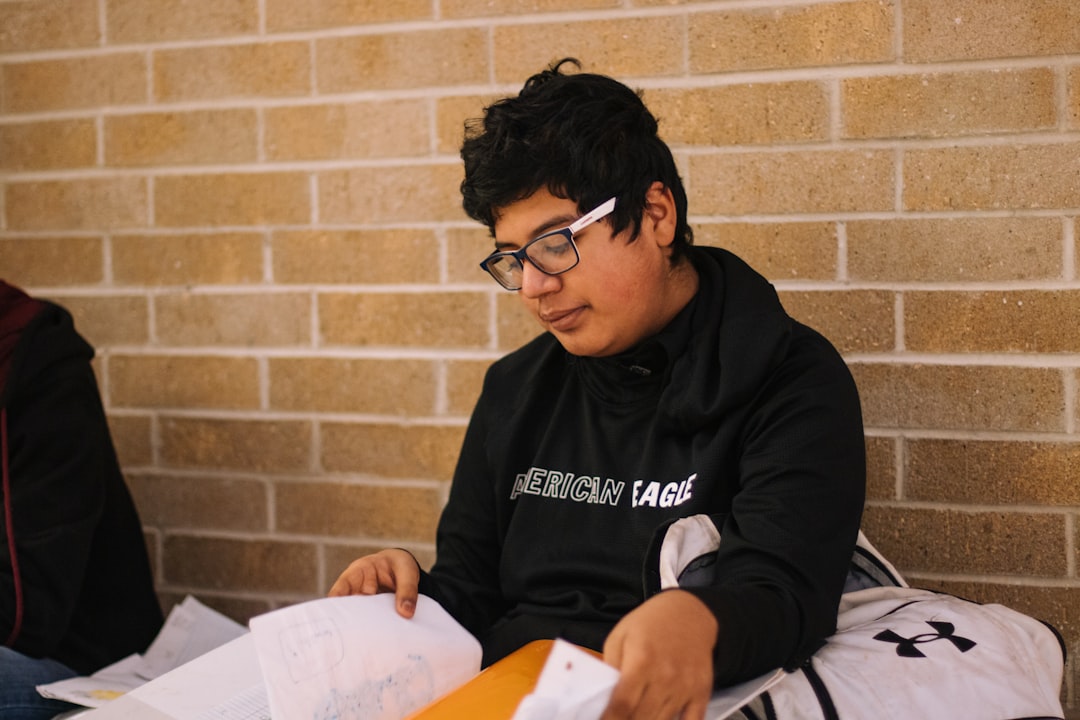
[[249, 593, 482, 720]]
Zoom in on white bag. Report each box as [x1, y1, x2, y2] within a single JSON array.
[[733, 586, 1065, 720], [653, 519, 1067, 720]]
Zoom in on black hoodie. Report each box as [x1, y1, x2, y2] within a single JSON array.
[[0, 281, 163, 675], [418, 247, 865, 687]]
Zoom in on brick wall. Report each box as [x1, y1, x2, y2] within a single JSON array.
[[2, 0, 1078, 709]]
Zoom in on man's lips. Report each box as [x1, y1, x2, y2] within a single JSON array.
[[539, 306, 584, 330]]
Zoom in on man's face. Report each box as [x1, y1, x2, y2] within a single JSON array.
[[492, 186, 682, 357]]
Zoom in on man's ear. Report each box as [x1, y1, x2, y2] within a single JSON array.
[[643, 181, 677, 248]]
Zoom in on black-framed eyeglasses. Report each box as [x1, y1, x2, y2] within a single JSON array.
[[479, 197, 617, 291]]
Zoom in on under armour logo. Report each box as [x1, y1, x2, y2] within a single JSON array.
[[874, 621, 977, 658]]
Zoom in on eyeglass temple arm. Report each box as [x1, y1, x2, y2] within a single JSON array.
[[568, 198, 617, 234]]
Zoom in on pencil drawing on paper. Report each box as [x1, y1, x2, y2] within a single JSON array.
[[280, 617, 345, 683], [312, 654, 437, 720]]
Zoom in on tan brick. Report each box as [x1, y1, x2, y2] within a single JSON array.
[[865, 435, 895, 502], [105, 110, 257, 167], [448, 226, 496, 284], [109, 354, 260, 409], [160, 416, 312, 472], [0, 119, 96, 171], [497, 293, 543, 351], [906, 291, 1080, 354], [689, 150, 895, 215], [265, 0, 431, 31], [1075, 370, 1080, 435], [1069, 66, 1080, 130], [154, 292, 311, 346], [494, 17, 683, 82], [316, 29, 487, 93], [850, 364, 1064, 432], [847, 217, 1063, 282], [112, 233, 264, 285], [0, 0, 100, 53], [153, 42, 309, 102], [272, 229, 439, 284], [436, 95, 500, 155], [107, 413, 153, 466], [318, 165, 464, 224], [269, 357, 437, 415], [107, 0, 257, 42], [154, 173, 310, 227], [906, 439, 1080, 506], [446, 359, 491, 416], [861, 505, 1067, 577], [689, 1, 894, 74], [276, 481, 443, 542], [778, 290, 895, 354], [903, 0, 1080, 62], [0, 237, 103, 286], [904, 143, 1080, 211], [320, 291, 489, 348], [164, 534, 317, 593], [264, 101, 429, 161], [127, 473, 268, 531], [444, 0, 617, 18], [321, 422, 465, 479], [695, 223, 838, 281], [1, 53, 147, 114], [6, 178, 148, 231], [49, 294, 149, 346], [650, 83, 829, 146], [324, 543, 437, 589], [843, 68, 1056, 139]]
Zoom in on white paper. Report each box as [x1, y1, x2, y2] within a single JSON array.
[[80, 634, 267, 720], [511, 639, 620, 720], [37, 595, 247, 708], [138, 595, 249, 679], [249, 593, 482, 720]]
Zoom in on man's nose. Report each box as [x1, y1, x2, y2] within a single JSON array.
[[519, 260, 561, 298]]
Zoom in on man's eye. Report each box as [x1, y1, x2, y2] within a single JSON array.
[[539, 237, 571, 256]]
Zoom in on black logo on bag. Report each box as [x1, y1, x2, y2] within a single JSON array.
[[873, 621, 977, 658]]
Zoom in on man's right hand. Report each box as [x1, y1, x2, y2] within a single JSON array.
[[327, 548, 421, 619]]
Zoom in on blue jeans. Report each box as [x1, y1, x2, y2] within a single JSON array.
[[0, 646, 82, 720]]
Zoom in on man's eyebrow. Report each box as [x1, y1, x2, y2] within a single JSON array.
[[493, 212, 579, 252]]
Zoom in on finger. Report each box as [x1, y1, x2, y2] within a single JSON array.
[[680, 695, 709, 720], [392, 573, 419, 618], [327, 564, 364, 597], [387, 554, 419, 618], [327, 578, 347, 597], [602, 628, 625, 670]]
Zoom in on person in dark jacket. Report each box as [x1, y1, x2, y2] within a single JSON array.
[[329, 59, 865, 720], [0, 281, 163, 720]]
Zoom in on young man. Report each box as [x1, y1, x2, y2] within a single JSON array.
[[0, 281, 164, 719], [331, 59, 865, 719]]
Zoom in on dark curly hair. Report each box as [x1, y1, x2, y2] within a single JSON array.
[[460, 58, 693, 262]]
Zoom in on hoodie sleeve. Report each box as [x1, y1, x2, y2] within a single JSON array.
[[685, 323, 866, 686], [0, 307, 109, 658]]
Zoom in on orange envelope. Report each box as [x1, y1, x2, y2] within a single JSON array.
[[406, 639, 603, 720]]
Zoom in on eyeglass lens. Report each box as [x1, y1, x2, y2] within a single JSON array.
[[489, 229, 577, 289]]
